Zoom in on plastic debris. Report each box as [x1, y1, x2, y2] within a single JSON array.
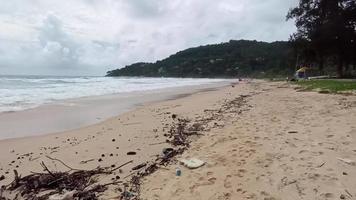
[[180, 158, 205, 169]]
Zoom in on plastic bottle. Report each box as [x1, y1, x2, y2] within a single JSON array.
[[176, 167, 181, 176]]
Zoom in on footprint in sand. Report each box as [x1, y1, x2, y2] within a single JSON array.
[[263, 137, 270, 141], [173, 188, 185, 195], [208, 177, 217, 183], [285, 140, 297, 148], [189, 177, 217, 193], [319, 192, 335, 199], [224, 175, 232, 188], [260, 191, 280, 200], [299, 149, 309, 154], [235, 169, 247, 177], [215, 192, 232, 200]]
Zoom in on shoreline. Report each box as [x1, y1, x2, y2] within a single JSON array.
[[0, 81, 231, 141], [1, 80, 355, 199], [0, 80, 243, 199]]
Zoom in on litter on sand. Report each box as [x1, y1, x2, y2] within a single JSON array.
[[180, 158, 205, 169], [48, 190, 76, 200]]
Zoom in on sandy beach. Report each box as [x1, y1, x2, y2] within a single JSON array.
[[141, 81, 356, 200], [1, 80, 356, 200]]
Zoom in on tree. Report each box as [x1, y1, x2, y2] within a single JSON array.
[[287, 0, 356, 77]]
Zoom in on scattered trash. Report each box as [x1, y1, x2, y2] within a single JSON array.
[[176, 167, 182, 176], [48, 190, 76, 200], [122, 191, 134, 198], [337, 157, 356, 166], [180, 158, 205, 169], [162, 148, 174, 155]]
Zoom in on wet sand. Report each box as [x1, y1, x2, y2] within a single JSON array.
[[0, 82, 229, 140]]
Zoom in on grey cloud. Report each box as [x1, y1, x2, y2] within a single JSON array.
[[125, 0, 163, 18], [0, 0, 298, 76], [38, 15, 79, 68], [92, 40, 120, 49]]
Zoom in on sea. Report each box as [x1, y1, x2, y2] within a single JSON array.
[[0, 75, 227, 113]]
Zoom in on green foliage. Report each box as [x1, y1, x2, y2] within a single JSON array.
[[106, 40, 296, 78], [296, 80, 356, 92], [287, 0, 356, 77]]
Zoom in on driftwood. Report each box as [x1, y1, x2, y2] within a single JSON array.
[[110, 160, 133, 173], [2, 158, 134, 200], [46, 155, 80, 171]]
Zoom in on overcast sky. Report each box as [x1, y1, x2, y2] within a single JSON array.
[[0, 0, 298, 76]]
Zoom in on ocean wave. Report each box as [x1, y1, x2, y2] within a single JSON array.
[[0, 76, 227, 112]]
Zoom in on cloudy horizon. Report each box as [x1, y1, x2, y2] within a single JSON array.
[[0, 0, 298, 76]]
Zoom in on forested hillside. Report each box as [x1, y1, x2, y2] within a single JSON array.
[[107, 40, 296, 78]]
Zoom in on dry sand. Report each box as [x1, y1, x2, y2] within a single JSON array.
[[141, 81, 356, 200], [1, 80, 356, 200]]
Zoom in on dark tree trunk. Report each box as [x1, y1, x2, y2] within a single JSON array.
[[345, 60, 350, 76], [354, 52, 356, 70], [318, 56, 324, 75], [337, 56, 344, 77]]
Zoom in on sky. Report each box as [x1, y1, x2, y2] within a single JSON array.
[[0, 0, 298, 76]]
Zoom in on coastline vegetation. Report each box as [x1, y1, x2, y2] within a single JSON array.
[[106, 40, 296, 78], [296, 80, 356, 93]]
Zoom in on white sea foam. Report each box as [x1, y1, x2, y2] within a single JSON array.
[[0, 76, 228, 112]]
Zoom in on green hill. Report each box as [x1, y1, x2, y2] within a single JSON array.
[[106, 40, 296, 78]]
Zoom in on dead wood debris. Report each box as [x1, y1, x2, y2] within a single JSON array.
[[119, 94, 251, 199], [1, 162, 119, 200]]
